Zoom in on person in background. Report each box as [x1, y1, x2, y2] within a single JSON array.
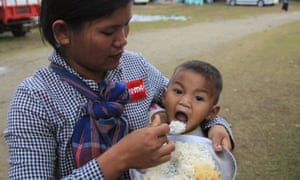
[[4, 0, 234, 179], [155, 60, 234, 149], [282, 0, 289, 12]]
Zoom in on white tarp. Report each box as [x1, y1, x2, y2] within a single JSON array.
[[131, 14, 188, 22]]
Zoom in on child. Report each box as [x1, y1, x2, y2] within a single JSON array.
[[150, 60, 231, 140], [139, 60, 234, 179]]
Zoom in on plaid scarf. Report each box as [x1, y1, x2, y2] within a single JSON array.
[[50, 64, 130, 168]]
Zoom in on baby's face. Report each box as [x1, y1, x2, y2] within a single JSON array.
[[162, 70, 218, 133]]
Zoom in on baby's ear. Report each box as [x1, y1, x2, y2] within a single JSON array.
[[161, 87, 167, 106], [206, 105, 220, 120]]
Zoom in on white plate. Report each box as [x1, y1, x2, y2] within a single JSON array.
[[130, 135, 237, 180]]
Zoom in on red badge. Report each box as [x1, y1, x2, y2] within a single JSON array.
[[125, 79, 147, 102]]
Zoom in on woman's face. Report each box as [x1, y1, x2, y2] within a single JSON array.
[[62, 3, 132, 82]]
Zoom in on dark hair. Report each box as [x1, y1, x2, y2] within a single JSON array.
[[39, 0, 132, 49], [172, 60, 223, 104]]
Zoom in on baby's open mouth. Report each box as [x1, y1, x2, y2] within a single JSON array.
[[175, 112, 188, 123]]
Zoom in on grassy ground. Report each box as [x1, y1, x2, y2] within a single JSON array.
[[1, 1, 299, 179], [191, 20, 300, 180], [131, 1, 300, 31]]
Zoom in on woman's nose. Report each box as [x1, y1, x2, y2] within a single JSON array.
[[114, 28, 128, 48]]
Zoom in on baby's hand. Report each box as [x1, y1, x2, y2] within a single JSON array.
[[208, 125, 232, 152]]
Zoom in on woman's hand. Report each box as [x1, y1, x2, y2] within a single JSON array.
[[122, 116, 175, 169], [208, 125, 232, 152], [97, 115, 175, 179]]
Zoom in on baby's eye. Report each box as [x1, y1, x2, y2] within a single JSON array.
[[173, 89, 183, 95], [195, 96, 203, 101]]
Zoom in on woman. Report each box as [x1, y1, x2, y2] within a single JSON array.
[[4, 0, 234, 179]]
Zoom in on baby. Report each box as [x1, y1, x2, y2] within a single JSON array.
[[150, 60, 223, 137]]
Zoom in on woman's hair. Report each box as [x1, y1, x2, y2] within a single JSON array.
[[39, 0, 132, 49], [172, 60, 223, 104]]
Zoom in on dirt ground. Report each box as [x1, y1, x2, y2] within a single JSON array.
[[0, 11, 300, 178]]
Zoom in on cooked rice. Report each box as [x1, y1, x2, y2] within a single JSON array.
[[169, 121, 186, 134], [143, 141, 221, 180]]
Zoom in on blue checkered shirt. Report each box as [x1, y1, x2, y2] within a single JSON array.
[[4, 50, 233, 179]]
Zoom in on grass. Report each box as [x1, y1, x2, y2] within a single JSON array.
[[1, 1, 300, 179], [192, 20, 300, 180]]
